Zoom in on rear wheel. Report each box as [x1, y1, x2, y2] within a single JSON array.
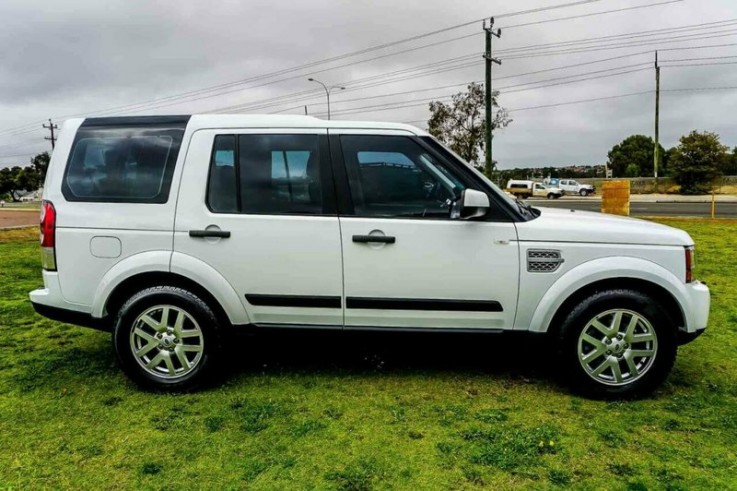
[[113, 286, 223, 391], [557, 289, 677, 399]]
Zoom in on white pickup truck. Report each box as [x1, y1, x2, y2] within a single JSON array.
[[30, 114, 709, 398], [558, 179, 596, 196]]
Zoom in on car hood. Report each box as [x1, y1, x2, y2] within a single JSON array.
[[516, 206, 693, 246]]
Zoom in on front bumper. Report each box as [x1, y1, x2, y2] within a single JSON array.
[[679, 280, 710, 344]]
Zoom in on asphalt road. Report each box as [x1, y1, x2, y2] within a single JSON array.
[[528, 199, 737, 217]]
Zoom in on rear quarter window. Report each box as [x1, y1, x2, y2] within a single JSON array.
[[62, 119, 187, 203]]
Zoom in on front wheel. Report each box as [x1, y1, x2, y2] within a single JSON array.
[[113, 286, 223, 391], [547, 193, 555, 200], [557, 289, 677, 399], [579, 189, 589, 197]]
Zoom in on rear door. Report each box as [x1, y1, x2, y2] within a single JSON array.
[[331, 130, 520, 330], [174, 129, 344, 326]]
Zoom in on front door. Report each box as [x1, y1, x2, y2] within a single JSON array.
[[174, 129, 343, 326], [332, 130, 520, 330]]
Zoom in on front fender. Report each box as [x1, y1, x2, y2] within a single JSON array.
[[526, 256, 690, 333]]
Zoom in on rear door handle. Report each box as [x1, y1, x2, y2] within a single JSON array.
[[352, 235, 396, 244], [189, 230, 231, 238]]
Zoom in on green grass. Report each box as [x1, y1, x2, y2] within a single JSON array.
[[1, 220, 737, 489]]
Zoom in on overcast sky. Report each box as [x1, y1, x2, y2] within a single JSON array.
[[1, 0, 736, 169]]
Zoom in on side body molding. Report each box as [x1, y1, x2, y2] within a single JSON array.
[[523, 256, 691, 334]]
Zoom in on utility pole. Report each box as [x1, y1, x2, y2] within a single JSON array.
[[43, 119, 58, 150], [654, 51, 660, 192], [484, 18, 502, 177]]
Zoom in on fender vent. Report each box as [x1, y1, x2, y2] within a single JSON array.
[[527, 249, 564, 272]]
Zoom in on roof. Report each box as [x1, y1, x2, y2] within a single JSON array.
[[187, 114, 427, 135], [71, 114, 426, 135]]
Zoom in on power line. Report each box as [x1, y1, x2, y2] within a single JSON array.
[[323, 67, 652, 117], [661, 61, 737, 67], [105, 27, 737, 116], [503, 31, 737, 60], [497, 20, 737, 55], [1, 0, 693, 136], [210, 45, 729, 116], [503, 0, 681, 29], [221, 60, 661, 116], [0, 0, 613, 130]]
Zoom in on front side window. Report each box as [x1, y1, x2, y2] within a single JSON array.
[[63, 125, 184, 203], [206, 134, 325, 215], [340, 135, 465, 218]]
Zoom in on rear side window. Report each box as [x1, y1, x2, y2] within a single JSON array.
[[62, 120, 186, 203], [207, 134, 326, 215]]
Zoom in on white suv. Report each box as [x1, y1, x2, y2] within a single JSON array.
[[30, 115, 709, 397]]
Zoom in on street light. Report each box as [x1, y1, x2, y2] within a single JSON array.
[[308, 78, 345, 120]]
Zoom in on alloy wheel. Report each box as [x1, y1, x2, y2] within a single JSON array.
[[129, 304, 204, 379], [577, 309, 658, 386]]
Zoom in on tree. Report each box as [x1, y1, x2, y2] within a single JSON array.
[[723, 147, 737, 176], [30, 152, 50, 186], [0, 164, 41, 202], [607, 135, 664, 178], [427, 83, 511, 173], [668, 130, 728, 194], [624, 163, 640, 177]]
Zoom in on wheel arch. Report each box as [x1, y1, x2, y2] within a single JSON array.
[[545, 277, 685, 338], [103, 271, 235, 329], [91, 251, 250, 326], [526, 256, 688, 335]]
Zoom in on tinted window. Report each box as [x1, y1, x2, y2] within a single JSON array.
[[63, 125, 184, 203], [340, 135, 465, 218], [207, 135, 238, 213], [206, 134, 325, 215]]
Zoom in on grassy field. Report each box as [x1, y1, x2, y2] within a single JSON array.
[[1, 220, 736, 490]]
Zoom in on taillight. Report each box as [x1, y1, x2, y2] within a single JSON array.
[[685, 246, 694, 283], [40, 200, 56, 271]]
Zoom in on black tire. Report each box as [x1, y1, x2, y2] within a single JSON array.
[[554, 194, 562, 199], [557, 288, 677, 399], [113, 286, 224, 392], [579, 189, 589, 197], [547, 193, 555, 200]]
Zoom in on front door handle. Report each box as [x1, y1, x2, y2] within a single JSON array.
[[352, 235, 396, 244], [189, 229, 231, 238]]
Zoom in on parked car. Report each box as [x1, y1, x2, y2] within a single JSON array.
[[506, 180, 564, 199], [30, 115, 709, 398], [558, 179, 595, 196]]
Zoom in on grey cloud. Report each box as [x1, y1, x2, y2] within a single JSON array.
[[1, 0, 736, 168]]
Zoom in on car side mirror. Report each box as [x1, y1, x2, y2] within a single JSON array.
[[451, 189, 490, 220]]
